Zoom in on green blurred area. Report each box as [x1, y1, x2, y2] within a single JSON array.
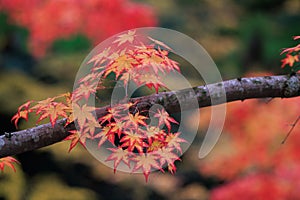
[[0, 0, 299, 199]]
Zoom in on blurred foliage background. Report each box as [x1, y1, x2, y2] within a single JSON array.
[[0, 0, 300, 199]]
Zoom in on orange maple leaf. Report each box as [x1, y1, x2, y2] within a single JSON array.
[[0, 156, 20, 172], [281, 54, 299, 68], [104, 53, 139, 78], [31, 97, 55, 113], [36, 102, 69, 127]]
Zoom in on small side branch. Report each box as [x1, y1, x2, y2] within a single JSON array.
[[282, 116, 300, 144]]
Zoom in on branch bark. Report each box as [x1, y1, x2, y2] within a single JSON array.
[[1, 74, 300, 158]]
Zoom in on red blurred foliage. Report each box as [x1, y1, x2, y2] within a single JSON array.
[[0, 0, 157, 57], [200, 95, 300, 199]]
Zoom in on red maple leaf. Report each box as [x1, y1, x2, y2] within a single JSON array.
[[125, 112, 148, 129], [120, 130, 146, 153], [132, 153, 162, 182], [155, 148, 180, 174], [106, 147, 132, 173], [153, 109, 178, 132], [0, 156, 20, 172], [93, 126, 113, 148], [165, 132, 187, 154], [294, 36, 300, 40], [64, 130, 88, 152], [109, 121, 125, 138], [11, 101, 32, 128], [98, 106, 122, 125], [143, 126, 166, 146]]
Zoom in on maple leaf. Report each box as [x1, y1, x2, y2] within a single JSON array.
[[147, 139, 165, 152], [154, 109, 178, 132], [72, 103, 97, 129], [31, 97, 55, 113], [106, 147, 132, 173], [77, 72, 102, 84], [155, 148, 180, 173], [11, 101, 32, 129], [72, 81, 98, 101], [144, 126, 163, 138], [113, 30, 136, 46], [131, 71, 166, 93], [64, 129, 88, 152], [98, 106, 122, 125], [125, 112, 148, 129], [120, 130, 146, 153], [109, 121, 125, 138], [104, 53, 139, 79], [88, 47, 111, 66], [132, 153, 162, 182], [167, 163, 177, 174], [36, 102, 69, 127], [148, 36, 173, 51], [281, 54, 299, 68], [165, 132, 187, 154], [143, 126, 166, 146], [281, 44, 300, 55], [0, 156, 20, 172], [93, 126, 113, 147], [294, 35, 300, 40], [84, 119, 101, 137]]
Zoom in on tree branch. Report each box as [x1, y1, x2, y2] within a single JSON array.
[[1, 74, 300, 158]]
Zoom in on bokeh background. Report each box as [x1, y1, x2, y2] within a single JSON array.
[[0, 0, 300, 199]]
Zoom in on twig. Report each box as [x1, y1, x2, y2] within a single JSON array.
[[282, 116, 300, 144]]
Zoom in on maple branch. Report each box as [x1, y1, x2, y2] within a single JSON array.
[[1, 74, 300, 158]]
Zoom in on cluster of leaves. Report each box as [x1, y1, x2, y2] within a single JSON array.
[[0, 0, 156, 57], [0, 94, 73, 173], [281, 36, 300, 71], [9, 30, 187, 182], [11, 93, 73, 128]]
